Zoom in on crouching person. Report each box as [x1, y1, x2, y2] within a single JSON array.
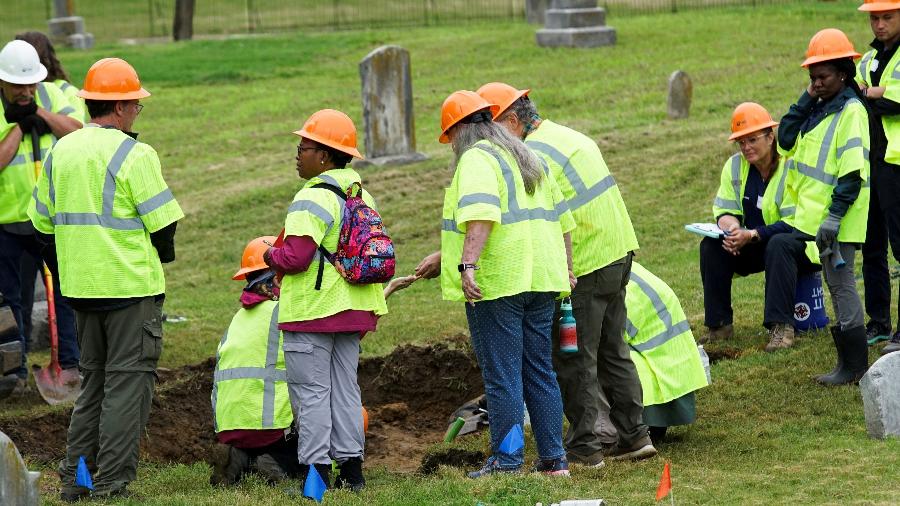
[[210, 236, 301, 485]]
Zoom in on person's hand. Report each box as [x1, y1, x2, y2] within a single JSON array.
[[568, 269, 577, 291], [18, 115, 50, 137], [722, 228, 752, 255], [4, 101, 37, 124], [414, 251, 441, 279], [384, 275, 417, 298], [815, 214, 841, 251], [866, 86, 886, 99], [461, 269, 482, 305], [807, 83, 817, 99]]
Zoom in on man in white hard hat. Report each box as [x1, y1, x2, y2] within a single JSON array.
[[0, 39, 81, 394]]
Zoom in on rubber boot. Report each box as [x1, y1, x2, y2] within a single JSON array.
[[818, 326, 845, 380], [816, 325, 869, 386], [334, 457, 365, 492]]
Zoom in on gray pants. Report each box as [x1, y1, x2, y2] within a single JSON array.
[[283, 331, 364, 465], [60, 297, 162, 494], [824, 243, 865, 330], [553, 253, 647, 456]]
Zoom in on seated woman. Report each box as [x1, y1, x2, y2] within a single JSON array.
[[699, 102, 804, 352]]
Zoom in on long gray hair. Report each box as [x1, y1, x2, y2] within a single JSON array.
[[449, 120, 545, 195]]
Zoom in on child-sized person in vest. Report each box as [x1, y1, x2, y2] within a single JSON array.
[[263, 109, 390, 493]]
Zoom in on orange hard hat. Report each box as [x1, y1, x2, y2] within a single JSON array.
[[859, 0, 900, 12], [232, 236, 277, 281], [439, 90, 500, 144], [293, 109, 363, 159], [77, 58, 151, 101], [362, 406, 369, 434], [476, 82, 530, 120], [728, 102, 779, 141], [801, 28, 861, 67]]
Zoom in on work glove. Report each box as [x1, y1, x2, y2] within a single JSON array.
[[4, 100, 37, 124], [18, 115, 51, 138], [815, 214, 841, 252]]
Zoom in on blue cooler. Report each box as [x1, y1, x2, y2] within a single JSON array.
[[793, 271, 829, 332]]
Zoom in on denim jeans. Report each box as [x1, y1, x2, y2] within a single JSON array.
[[0, 229, 79, 376], [465, 291, 565, 468]]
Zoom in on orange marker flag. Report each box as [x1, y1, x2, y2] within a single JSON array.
[[656, 461, 672, 502]]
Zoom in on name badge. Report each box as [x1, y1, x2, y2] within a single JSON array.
[[757, 195, 764, 210], [872, 59, 880, 73]]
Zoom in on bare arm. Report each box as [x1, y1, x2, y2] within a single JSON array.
[[35, 107, 80, 138], [460, 220, 493, 304], [0, 125, 23, 168]]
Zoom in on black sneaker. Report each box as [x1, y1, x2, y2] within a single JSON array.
[[866, 321, 892, 346], [59, 486, 91, 503], [530, 456, 571, 477], [881, 331, 900, 355]]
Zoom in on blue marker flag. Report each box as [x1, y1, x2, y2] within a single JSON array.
[[303, 465, 327, 503], [75, 456, 94, 490], [498, 423, 524, 454]]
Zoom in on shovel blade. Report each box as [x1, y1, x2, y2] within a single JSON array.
[[31, 364, 80, 405]]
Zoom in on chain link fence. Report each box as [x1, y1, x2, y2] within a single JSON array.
[[0, 0, 794, 44]]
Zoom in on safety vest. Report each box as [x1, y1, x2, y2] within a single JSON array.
[[711, 154, 795, 226], [213, 300, 293, 432], [278, 168, 388, 323], [782, 98, 870, 243], [53, 79, 87, 124], [28, 126, 184, 298], [0, 82, 82, 224], [526, 120, 639, 278], [858, 47, 900, 165], [440, 139, 575, 302], [625, 262, 708, 406]]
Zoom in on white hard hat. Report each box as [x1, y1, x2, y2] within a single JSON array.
[[0, 40, 47, 85]]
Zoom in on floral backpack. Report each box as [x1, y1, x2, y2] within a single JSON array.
[[313, 182, 395, 290]]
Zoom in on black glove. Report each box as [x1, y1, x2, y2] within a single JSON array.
[[18, 115, 51, 137], [4, 101, 37, 124]]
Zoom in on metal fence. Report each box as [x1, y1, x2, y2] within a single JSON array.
[[0, 0, 794, 43]]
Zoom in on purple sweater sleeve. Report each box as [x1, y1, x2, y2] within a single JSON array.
[[267, 235, 318, 274]]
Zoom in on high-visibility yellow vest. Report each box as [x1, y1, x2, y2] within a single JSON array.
[[52, 79, 87, 124], [781, 98, 870, 244], [0, 82, 82, 224], [213, 300, 293, 432], [440, 139, 575, 302], [625, 262, 708, 406], [711, 154, 795, 226], [28, 126, 184, 298], [858, 47, 900, 165], [278, 168, 388, 323], [526, 120, 639, 278]]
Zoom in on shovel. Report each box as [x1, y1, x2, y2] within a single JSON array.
[[28, 127, 80, 405]]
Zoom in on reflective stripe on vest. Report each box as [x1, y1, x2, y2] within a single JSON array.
[[626, 269, 691, 353], [859, 52, 873, 80], [442, 144, 565, 233], [789, 105, 869, 187], [211, 305, 286, 429], [36, 82, 52, 111], [526, 140, 617, 211], [774, 160, 794, 218], [713, 154, 743, 212]]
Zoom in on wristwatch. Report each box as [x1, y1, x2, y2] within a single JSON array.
[[750, 229, 761, 243], [458, 263, 479, 272]]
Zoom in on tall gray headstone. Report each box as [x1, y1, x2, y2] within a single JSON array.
[[667, 70, 692, 120], [536, 0, 616, 48], [48, 1, 94, 50], [860, 352, 900, 439], [526, 0, 550, 24], [356, 45, 427, 168], [0, 430, 41, 506]]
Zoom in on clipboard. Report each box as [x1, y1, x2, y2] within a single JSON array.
[[685, 223, 725, 239]]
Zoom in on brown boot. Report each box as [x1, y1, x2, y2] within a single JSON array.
[[698, 324, 733, 344], [765, 324, 795, 352]]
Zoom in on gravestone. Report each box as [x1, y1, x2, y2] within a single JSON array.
[[667, 70, 692, 120], [0, 430, 41, 506], [526, 0, 550, 24], [536, 0, 616, 48], [356, 46, 427, 168], [860, 352, 900, 439], [47, 0, 94, 50], [28, 301, 49, 352]]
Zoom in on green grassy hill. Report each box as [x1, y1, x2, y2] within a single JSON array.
[[11, 0, 900, 503]]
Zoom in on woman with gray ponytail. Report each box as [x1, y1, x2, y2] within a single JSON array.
[[424, 90, 576, 478]]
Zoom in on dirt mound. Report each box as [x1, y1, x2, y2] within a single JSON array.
[[1, 342, 483, 474]]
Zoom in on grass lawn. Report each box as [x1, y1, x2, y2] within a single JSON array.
[[5, 0, 900, 504]]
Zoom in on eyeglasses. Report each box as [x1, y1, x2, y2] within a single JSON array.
[[134, 103, 144, 114], [735, 134, 767, 148], [296, 145, 320, 156]]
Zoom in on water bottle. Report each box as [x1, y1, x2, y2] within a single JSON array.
[[698, 345, 711, 385], [559, 298, 578, 353]]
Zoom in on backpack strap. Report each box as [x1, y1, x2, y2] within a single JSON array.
[[311, 183, 347, 290]]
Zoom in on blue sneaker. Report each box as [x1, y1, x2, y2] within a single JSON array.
[[466, 456, 520, 479], [531, 457, 571, 477]]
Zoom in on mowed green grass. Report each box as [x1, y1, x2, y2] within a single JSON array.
[[12, 0, 900, 504]]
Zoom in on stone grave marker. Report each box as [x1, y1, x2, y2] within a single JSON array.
[[0, 430, 40, 505], [667, 70, 692, 120], [356, 45, 427, 167], [536, 0, 616, 48], [860, 352, 900, 439]]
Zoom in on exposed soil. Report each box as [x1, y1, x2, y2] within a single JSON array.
[[0, 341, 483, 474]]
